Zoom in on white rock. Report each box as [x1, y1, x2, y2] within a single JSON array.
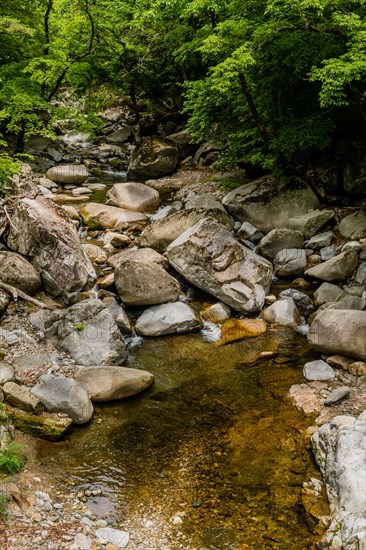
[[95, 527, 129, 548], [303, 360, 336, 381]]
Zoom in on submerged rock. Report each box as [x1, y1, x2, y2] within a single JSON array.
[[7, 198, 96, 301], [216, 318, 267, 346], [31, 374, 93, 424], [167, 218, 273, 314], [75, 365, 154, 401]]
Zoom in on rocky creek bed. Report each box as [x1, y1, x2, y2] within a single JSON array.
[[0, 116, 365, 549]]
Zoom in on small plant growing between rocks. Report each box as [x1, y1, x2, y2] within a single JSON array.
[[0, 443, 26, 475], [0, 491, 8, 519], [73, 322, 86, 332]]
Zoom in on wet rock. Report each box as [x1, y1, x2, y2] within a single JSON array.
[[7, 198, 96, 301], [287, 210, 335, 238], [307, 231, 334, 249], [135, 302, 202, 336], [256, 229, 305, 260], [3, 382, 44, 413], [303, 360, 336, 381], [0, 290, 10, 318], [274, 249, 307, 276], [236, 221, 264, 244], [217, 318, 267, 346], [308, 309, 366, 359], [31, 374, 93, 424], [44, 299, 128, 366], [127, 137, 179, 180], [201, 302, 231, 323], [107, 182, 160, 212], [339, 210, 366, 239], [313, 282, 343, 307], [115, 257, 180, 306], [261, 297, 302, 328], [107, 247, 168, 270], [46, 164, 89, 184], [82, 244, 108, 265], [9, 407, 73, 440], [140, 207, 234, 253], [240, 350, 276, 367], [80, 203, 147, 230], [75, 365, 154, 401], [312, 411, 366, 549], [0, 252, 41, 294], [324, 386, 350, 406], [0, 363, 15, 384], [167, 218, 273, 314], [305, 250, 358, 282], [222, 175, 320, 233]]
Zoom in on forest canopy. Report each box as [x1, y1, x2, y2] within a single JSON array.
[[0, 0, 365, 172]]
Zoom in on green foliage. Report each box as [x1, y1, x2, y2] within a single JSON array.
[[0, 154, 21, 190], [0, 443, 26, 475], [73, 322, 86, 332]]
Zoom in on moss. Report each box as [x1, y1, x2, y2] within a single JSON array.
[[7, 406, 72, 441]]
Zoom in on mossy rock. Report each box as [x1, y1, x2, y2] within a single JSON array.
[[7, 406, 72, 441]]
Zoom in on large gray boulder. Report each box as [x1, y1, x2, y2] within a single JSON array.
[[0, 251, 41, 294], [256, 228, 304, 260], [222, 176, 320, 233], [312, 412, 366, 549], [305, 250, 358, 282], [106, 182, 160, 212], [44, 299, 128, 366], [135, 302, 202, 336], [80, 203, 147, 230], [7, 198, 96, 301], [107, 247, 168, 270], [31, 374, 93, 424], [75, 366, 154, 402], [167, 218, 273, 314], [127, 137, 179, 180], [287, 210, 335, 238], [115, 258, 180, 306], [140, 208, 234, 253], [46, 164, 89, 184], [308, 309, 366, 359]]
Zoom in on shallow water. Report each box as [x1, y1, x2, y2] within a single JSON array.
[[33, 326, 321, 549]]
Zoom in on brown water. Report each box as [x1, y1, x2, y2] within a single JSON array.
[[33, 326, 322, 549]]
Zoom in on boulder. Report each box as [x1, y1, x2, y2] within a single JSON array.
[[305, 250, 358, 282], [278, 289, 313, 312], [46, 164, 89, 184], [0, 252, 41, 294], [308, 309, 366, 359], [167, 130, 197, 159], [140, 207, 234, 253], [222, 176, 320, 233], [7, 198, 96, 301], [274, 249, 307, 276], [3, 382, 44, 414], [135, 302, 202, 336], [0, 290, 10, 318], [339, 210, 366, 239], [44, 299, 128, 366], [101, 297, 132, 334], [80, 203, 147, 230], [107, 247, 168, 270], [303, 360, 336, 381], [75, 366, 154, 402], [201, 302, 231, 324], [261, 297, 302, 328], [115, 258, 180, 306], [185, 193, 225, 212], [313, 282, 343, 307], [106, 182, 160, 212], [31, 374, 93, 424], [127, 137, 179, 180], [307, 231, 334, 249], [82, 244, 108, 265], [287, 210, 335, 238], [312, 412, 366, 548], [256, 229, 305, 260], [9, 407, 72, 440], [167, 218, 273, 314]]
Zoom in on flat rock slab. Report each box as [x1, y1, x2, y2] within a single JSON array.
[[167, 218, 273, 314], [256, 228, 304, 260], [287, 210, 335, 238], [3, 382, 44, 414], [75, 366, 154, 402], [305, 250, 358, 282], [135, 302, 201, 336], [303, 360, 336, 381], [324, 386, 350, 406], [95, 527, 129, 548], [8, 406, 73, 440]]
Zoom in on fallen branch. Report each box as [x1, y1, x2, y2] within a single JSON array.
[[0, 281, 55, 310], [3, 206, 17, 232]]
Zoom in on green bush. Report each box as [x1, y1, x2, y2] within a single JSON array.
[[0, 153, 21, 190], [0, 491, 8, 519], [0, 442, 26, 475]]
